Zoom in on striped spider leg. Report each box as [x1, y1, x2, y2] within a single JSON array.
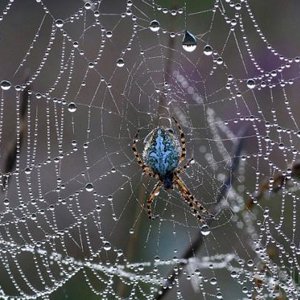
[[174, 174, 214, 223], [132, 130, 160, 219]]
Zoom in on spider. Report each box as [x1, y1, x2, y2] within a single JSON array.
[[132, 117, 212, 223]]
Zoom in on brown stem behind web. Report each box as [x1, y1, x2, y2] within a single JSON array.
[[1, 84, 30, 191], [155, 126, 248, 300], [245, 161, 300, 211]]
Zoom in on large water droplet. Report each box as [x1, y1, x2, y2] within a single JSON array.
[[106, 31, 112, 38], [0, 80, 11, 90], [201, 224, 211, 236], [85, 183, 94, 192], [247, 79, 256, 89], [84, 2, 92, 9], [55, 19, 64, 28], [68, 102, 77, 112], [149, 20, 160, 32], [103, 241, 111, 251], [116, 58, 124, 67], [203, 45, 213, 56], [182, 30, 197, 52]]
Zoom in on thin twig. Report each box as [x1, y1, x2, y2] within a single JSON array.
[[1, 84, 30, 190], [155, 126, 248, 299]]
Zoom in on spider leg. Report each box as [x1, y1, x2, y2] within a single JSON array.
[[176, 157, 194, 175], [172, 117, 186, 164], [174, 174, 213, 223], [146, 182, 162, 219], [132, 130, 158, 178]]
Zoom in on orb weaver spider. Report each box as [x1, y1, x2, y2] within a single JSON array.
[[132, 117, 213, 223]]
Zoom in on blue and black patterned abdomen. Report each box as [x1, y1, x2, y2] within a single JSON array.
[[143, 128, 180, 188]]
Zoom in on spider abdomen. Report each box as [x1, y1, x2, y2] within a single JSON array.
[[143, 128, 180, 177]]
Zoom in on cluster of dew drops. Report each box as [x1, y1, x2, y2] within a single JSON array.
[[148, 17, 213, 55]]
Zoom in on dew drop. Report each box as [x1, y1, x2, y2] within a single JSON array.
[[201, 224, 211, 236], [216, 57, 223, 65], [3, 198, 9, 206], [210, 277, 217, 285], [149, 20, 160, 32], [182, 30, 197, 52], [247, 79, 256, 89], [55, 19, 64, 28], [85, 183, 94, 192], [68, 102, 77, 112], [0, 80, 11, 90], [116, 58, 124, 67], [103, 241, 111, 251], [231, 270, 238, 278], [84, 2, 92, 9], [203, 45, 213, 56], [247, 259, 254, 267], [106, 31, 112, 38]]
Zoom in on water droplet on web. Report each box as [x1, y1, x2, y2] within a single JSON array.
[[85, 183, 94, 192], [55, 19, 64, 28], [149, 20, 160, 32], [201, 224, 211, 236], [0, 80, 11, 90], [84, 2, 92, 9], [216, 57, 223, 65], [182, 30, 197, 52], [68, 102, 77, 112], [231, 270, 238, 278], [210, 277, 217, 285], [106, 31, 112, 38], [247, 259, 254, 267], [247, 79, 256, 89], [203, 45, 213, 56], [116, 58, 124, 67], [103, 241, 111, 251], [3, 198, 9, 206]]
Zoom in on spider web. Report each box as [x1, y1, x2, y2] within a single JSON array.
[[0, 0, 299, 299]]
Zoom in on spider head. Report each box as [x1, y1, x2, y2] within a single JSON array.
[[162, 172, 174, 190]]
